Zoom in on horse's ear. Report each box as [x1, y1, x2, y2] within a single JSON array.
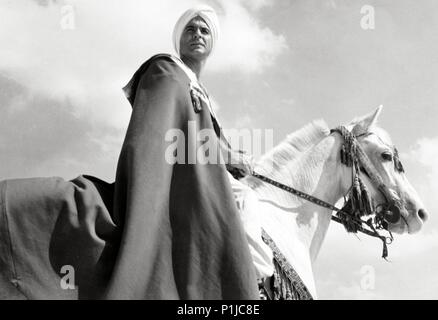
[[349, 105, 383, 135]]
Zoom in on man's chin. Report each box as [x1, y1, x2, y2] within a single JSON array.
[[187, 50, 210, 61]]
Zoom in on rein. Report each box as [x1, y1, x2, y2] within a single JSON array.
[[251, 126, 402, 259], [251, 171, 391, 258]]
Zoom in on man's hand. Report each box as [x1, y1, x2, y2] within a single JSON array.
[[218, 134, 255, 177], [231, 151, 255, 177]]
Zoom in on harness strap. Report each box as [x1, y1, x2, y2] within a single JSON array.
[[332, 127, 403, 225], [251, 171, 389, 258]]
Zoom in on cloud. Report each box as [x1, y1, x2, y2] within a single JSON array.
[[389, 231, 438, 258], [403, 136, 438, 223], [0, 0, 286, 129], [0, 74, 122, 181], [315, 222, 438, 299], [406, 136, 438, 168], [207, 1, 287, 73], [237, 0, 273, 11]]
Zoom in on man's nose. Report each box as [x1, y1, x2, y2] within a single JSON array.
[[193, 29, 202, 38]]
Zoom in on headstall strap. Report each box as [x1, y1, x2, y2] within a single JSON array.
[[252, 126, 400, 259], [330, 126, 399, 258], [331, 127, 375, 220], [393, 148, 405, 173]]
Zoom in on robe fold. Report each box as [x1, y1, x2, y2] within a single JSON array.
[[0, 55, 259, 300]]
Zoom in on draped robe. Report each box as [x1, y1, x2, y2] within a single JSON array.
[[0, 55, 259, 299]]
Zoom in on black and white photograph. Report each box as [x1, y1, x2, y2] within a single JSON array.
[[0, 0, 436, 303]]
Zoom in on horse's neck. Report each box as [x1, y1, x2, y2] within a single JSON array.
[[244, 132, 347, 298]]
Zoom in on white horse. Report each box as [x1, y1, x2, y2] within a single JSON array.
[[243, 106, 429, 299], [0, 106, 428, 300]]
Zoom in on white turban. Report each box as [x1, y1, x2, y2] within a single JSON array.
[[172, 5, 220, 56]]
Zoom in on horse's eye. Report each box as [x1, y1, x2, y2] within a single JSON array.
[[381, 151, 393, 161]]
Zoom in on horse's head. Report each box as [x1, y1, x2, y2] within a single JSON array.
[[345, 106, 429, 234]]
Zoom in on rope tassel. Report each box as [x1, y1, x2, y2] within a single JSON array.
[[352, 175, 363, 216], [339, 200, 359, 233], [381, 237, 388, 259], [340, 144, 347, 165], [360, 179, 374, 216]]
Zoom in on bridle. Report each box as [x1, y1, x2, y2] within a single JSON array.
[[332, 126, 405, 226], [251, 125, 406, 259]]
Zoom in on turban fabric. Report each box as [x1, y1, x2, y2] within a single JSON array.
[[172, 4, 220, 56]]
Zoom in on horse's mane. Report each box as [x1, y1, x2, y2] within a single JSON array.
[[245, 119, 330, 192], [255, 119, 331, 174]]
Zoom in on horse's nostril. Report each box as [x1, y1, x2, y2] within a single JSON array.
[[418, 209, 429, 222]]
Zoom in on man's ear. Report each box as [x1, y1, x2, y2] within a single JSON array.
[[348, 105, 383, 136]]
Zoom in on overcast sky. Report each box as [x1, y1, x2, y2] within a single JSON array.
[[1, 0, 437, 299]]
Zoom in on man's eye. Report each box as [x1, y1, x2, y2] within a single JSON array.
[[201, 28, 210, 35]]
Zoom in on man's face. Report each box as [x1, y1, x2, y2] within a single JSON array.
[[179, 16, 213, 62]]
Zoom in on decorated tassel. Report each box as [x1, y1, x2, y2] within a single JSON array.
[[352, 175, 363, 217], [381, 237, 388, 259], [346, 146, 351, 167], [348, 215, 358, 233], [344, 215, 356, 233], [359, 179, 373, 216], [340, 144, 347, 165], [348, 144, 356, 167], [339, 200, 359, 233]]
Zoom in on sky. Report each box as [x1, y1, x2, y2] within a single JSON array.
[[1, 0, 437, 299]]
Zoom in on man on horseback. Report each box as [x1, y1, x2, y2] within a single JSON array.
[[113, 4, 273, 298], [0, 4, 429, 302], [170, 5, 274, 281]]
